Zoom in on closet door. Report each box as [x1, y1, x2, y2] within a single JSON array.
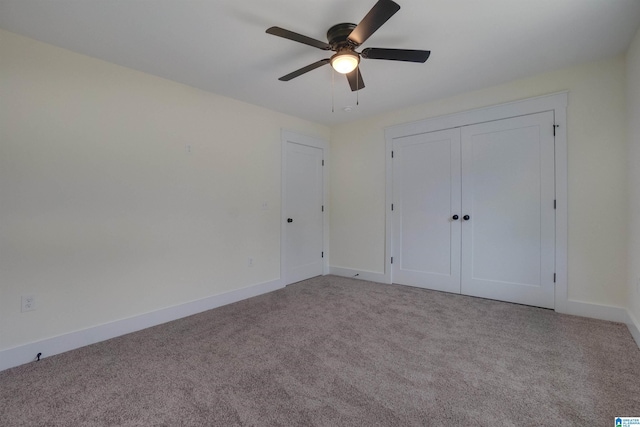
[[392, 128, 461, 293], [460, 112, 555, 308]]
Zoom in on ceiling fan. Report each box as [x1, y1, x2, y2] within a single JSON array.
[[266, 0, 430, 92]]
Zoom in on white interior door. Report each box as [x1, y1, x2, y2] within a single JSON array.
[[392, 128, 462, 293], [283, 140, 324, 284], [460, 112, 555, 308]]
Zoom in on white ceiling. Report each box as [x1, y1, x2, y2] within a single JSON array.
[[1, 0, 640, 126]]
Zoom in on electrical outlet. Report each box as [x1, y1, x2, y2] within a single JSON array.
[[248, 258, 254, 268], [21, 295, 36, 312]]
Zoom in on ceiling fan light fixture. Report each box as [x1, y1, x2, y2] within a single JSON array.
[[330, 51, 360, 74], [267, 0, 430, 92]]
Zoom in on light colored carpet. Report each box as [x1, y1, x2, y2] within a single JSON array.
[[1, 275, 639, 426]]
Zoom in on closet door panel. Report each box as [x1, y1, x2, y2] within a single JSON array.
[[460, 112, 555, 308], [392, 128, 461, 293]]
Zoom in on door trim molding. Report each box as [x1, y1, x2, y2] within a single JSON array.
[[384, 92, 568, 310], [281, 130, 329, 285]]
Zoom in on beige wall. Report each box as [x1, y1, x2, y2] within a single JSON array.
[[627, 27, 640, 325], [0, 30, 329, 351], [330, 56, 628, 307], [1, 25, 636, 354]]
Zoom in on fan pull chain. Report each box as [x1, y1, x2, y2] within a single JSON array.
[[331, 68, 335, 113], [356, 67, 360, 106]]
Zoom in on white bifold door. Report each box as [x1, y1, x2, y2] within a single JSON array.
[[392, 112, 556, 308]]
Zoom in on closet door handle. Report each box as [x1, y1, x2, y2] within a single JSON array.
[[287, 218, 293, 223], [463, 215, 470, 221], [452, 215, 459, 220]]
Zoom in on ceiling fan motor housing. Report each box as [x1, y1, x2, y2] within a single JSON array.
[[327, 23, 359, 49]]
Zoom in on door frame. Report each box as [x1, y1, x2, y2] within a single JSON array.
[[384, 92, 568, 312], [281, 130, 330, 285]]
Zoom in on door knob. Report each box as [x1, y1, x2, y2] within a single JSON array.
[[452, 215, 459, 220], [463, 215, 470, 221], [287, 218, 293, 223]]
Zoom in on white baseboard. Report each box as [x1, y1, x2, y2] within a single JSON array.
[[4, 278, 637, 372], [558, 299, 629, 323], [0, 278, 283, 373], [557, 299, 640, 349], [625, 310, 640, 349], [329, 266, 388, 283]]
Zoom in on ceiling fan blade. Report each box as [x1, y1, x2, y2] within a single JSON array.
[[279, 59, 331, 81], [348, 0, 401, 46], [266, 27, 331, 50], [346, 67, 365, 91], [362, 48, 430, 63]]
